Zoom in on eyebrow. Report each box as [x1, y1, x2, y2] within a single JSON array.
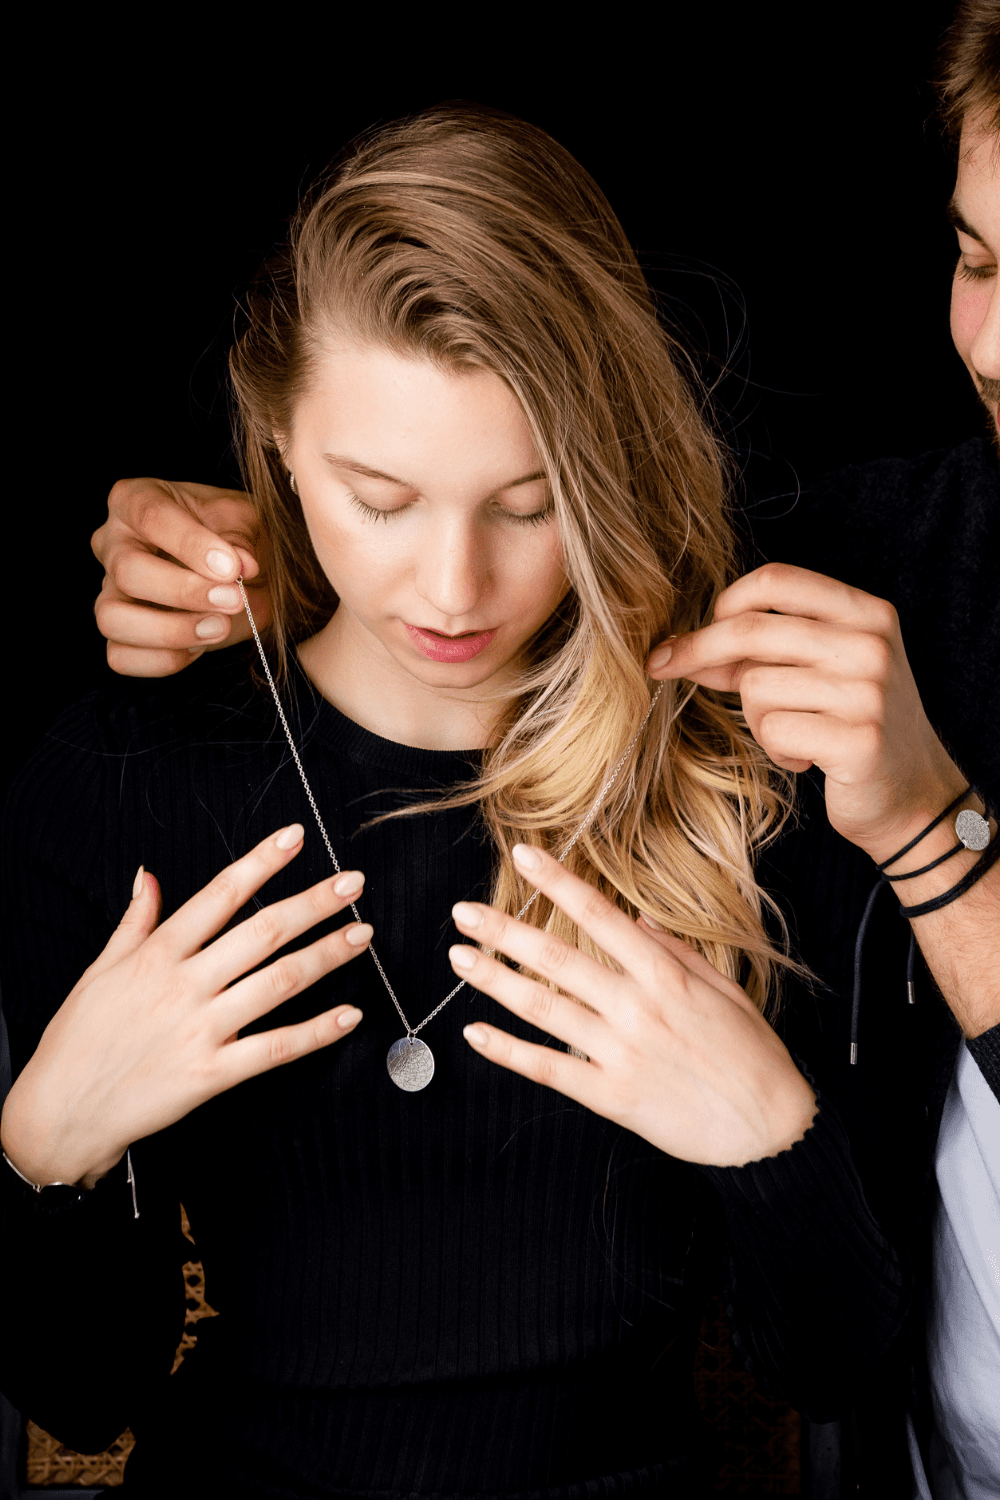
[[946, 197, 987, 243], [321, 453, 547, 490]]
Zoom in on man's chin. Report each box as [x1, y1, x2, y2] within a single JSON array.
[[984, 402, 1000, 464]]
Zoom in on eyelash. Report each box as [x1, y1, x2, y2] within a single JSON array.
[[957, 258, 996, 282], [346, 492, 555, 527]]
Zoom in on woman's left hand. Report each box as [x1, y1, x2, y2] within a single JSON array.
[[450, 845, 817, 1168], [646, 563, 967, 866]]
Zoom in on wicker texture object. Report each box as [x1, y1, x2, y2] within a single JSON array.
[[25, 1205, 216, 1486]]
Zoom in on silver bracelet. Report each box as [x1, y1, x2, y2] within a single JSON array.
[[2, 1146, 139, 1218]]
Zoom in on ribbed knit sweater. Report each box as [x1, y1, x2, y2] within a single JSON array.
[[1, 437, 996, 1497]]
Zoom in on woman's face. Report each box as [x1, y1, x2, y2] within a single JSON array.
[[282, 341, 569, 700]]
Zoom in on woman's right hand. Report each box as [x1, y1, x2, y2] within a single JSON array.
[[91, 478, 268, 678], [0, 825, 370, 1191]]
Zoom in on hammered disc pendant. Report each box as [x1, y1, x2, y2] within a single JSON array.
[[956, 809, 990, 851], [387, 1036, 435, 1091]]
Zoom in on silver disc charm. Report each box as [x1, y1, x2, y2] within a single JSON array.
[[387, 1036, 435, 1091], [956, 809, 990, 851]]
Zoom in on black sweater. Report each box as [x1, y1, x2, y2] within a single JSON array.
[[1, 437, 996, 1498]]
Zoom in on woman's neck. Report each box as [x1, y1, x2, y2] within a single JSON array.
[[296, 609, 503, 752]]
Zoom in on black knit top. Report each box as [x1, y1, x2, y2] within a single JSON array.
[[1, 436, 996, 1497]]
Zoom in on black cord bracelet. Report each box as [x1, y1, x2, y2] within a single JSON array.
[[897, 827, 1000, 919], [876, 785, 971, 872], [882, 839, 967, 881]]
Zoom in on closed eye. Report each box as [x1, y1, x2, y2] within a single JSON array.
[[347, 493, 555, 527], [348, 492, 399, 524], [956, 257, 996, 283]]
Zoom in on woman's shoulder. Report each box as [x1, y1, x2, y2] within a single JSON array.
[[3, 645, 270, 829], [28, 644, 265, 759]]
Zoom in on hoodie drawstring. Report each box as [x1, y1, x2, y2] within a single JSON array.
[[851, 879, 920, 1065]]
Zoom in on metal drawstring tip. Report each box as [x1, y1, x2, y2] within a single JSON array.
[[127, 1148, 139, 1220], [907, 981, 916, 1006], [849, 1042, 858, 1066]]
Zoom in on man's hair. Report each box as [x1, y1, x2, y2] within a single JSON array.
[[933, 0, 1000, 149]]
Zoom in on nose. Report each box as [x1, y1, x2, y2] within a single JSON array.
[[414, 515, 488, 623], [970, 275, 1000, 386]]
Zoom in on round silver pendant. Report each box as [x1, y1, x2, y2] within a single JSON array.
[[387, 1036, 435, 1092], [956, 809, 990, 852]]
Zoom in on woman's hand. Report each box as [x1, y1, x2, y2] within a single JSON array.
[[91, 478, 268, 678], [0, 826, 370, 1191], [450, 845, 816, 1168], [646, 563, 969, 867]]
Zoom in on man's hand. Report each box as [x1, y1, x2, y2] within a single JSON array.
[[646, 562, 969, 868], [648, 561, 999, 1036], [92, 478, 270, 677]]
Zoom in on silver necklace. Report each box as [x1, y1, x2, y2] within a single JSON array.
[[238, 581, 662, 1091]]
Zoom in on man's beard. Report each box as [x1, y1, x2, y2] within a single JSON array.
[[976, 377, 1000, 463]]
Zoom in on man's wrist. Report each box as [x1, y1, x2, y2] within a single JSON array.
[[880, 789, 994, 911], [857, 767, 984, 881]]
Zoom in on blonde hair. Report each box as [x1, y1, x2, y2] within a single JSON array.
[[229, 102, 805, 1015]]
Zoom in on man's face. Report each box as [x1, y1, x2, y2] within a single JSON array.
[[948, 110, 1000, 457]]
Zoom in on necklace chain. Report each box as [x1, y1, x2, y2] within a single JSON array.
[[237, 580, 662, 1038]]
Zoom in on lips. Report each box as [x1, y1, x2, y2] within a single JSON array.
[[404, 624, 499, 663]]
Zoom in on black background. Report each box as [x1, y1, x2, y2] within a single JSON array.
[[10, 5, 987, 797]]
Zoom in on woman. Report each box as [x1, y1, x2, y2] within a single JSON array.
[[1, 102, 990, 1497]]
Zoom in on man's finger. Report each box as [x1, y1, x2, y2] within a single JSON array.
[[100, 479, 259, 582], [755, 710, 879, 784], [647, 613, 863, 685], [105, 642, 209, 678], [709, 562, 895, 631], [104, 550, 244, 615], [96, 593, 233, 651]]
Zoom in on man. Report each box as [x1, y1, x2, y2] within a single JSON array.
[[742, 13, 999, 1488], [57, 0, 1000, 1490]]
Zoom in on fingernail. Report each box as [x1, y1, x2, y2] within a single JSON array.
[[648, 642, 674, 670], [187, 646, 206, 656], [452, 901, 483, 929], [132, 865, 144, 899], [333, 871, 364, 897], [464, 1023, 488, 1047], [512, 843, 542, 871], [275, 823, 305, 850], [337, 1007, 363, 1029], [640, 913, 664, 930], [450, 945, 476, 971], [195, 616, 227, 640], [344, 922, 374, 947], [207, 549, 235, 578], [207, 585, 242, 609]]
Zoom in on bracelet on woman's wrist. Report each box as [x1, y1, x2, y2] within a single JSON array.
[[2, 1146, 139, 1217], [2, 1149, 88, 1204]]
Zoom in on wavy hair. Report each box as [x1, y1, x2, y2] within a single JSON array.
[[229, 102, 806, 1014]]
